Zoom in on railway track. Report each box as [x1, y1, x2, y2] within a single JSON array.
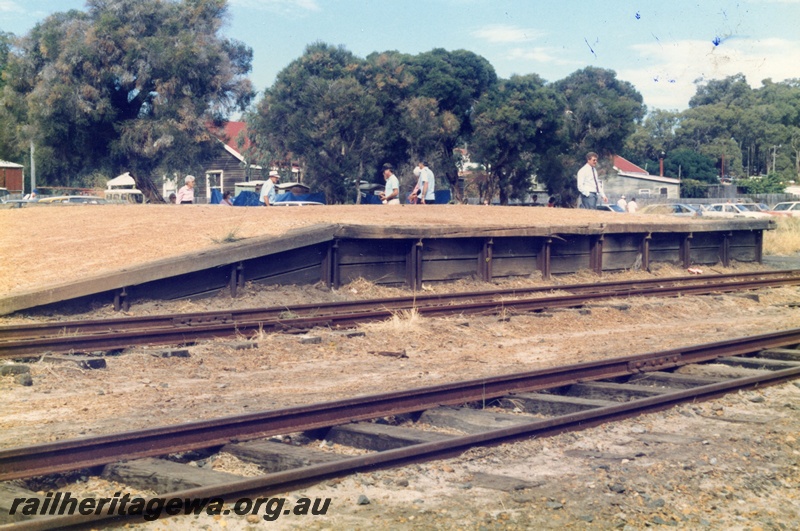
[[1, 328, 799, 529], [1, 270, 798, 358]]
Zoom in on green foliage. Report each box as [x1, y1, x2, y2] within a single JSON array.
[[470, 74, 563, 204], [248, 43, 382, 203], [679, 179, 707, 199], [554, 67, 645, 158], [735, 173, 786, 194], [5, 0, 253, 185], [675, 75, 800, 181], [663, 148, 718, 183], [247, 45, 496, 203]]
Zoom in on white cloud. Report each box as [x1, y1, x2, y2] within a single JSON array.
[[619, 37, 800, 110], [507, 46, 580, 67], [471, 24, 546, 44], [0, 0, 23, 13], [229, 0, 320, 14]]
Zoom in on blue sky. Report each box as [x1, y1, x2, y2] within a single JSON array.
[[2, 0, 799, 111]]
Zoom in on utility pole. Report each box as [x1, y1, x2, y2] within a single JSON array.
[[772, 145, 780, 174], [30, 141, 36, 194]]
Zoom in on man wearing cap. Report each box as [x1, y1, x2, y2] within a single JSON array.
[[379, 164, 400, 205], [411, 161, 435, 205], [259, 171, 280, 206], [616, 195, 627, 211]]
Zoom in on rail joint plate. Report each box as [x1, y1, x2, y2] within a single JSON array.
[[628, 354, 682, 373]]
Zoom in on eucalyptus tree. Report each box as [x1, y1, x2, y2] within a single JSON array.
[[4, 0, 254, 186], [470, 74, 563, 204], [554, 66, 645, 159], [248, 43, 383, 203]]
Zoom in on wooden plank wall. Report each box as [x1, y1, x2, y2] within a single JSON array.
[[331, 230, 762, 287], [5, 226, 764, 314]]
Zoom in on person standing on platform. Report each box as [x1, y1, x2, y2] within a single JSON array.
[[379, 164, 400, 204], [259, 171, 280, 206], [410, 161, 436, 204], [576, 152, 606, 209], [175, 175, 195, 204]]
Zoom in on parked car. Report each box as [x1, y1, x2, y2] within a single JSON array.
[[270, 201, 324, 206], [639, 203, 701, 217], [733, 202, 787, 216], [104, 189, 145, 204], [769, 202, 800, 217], [595, 204, 626, 213], [701, 203, 773, 219], [37, 195, 107, 204]]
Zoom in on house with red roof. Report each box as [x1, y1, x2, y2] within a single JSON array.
[[198, 122, 264, 202], [602, 155, 680, 200]]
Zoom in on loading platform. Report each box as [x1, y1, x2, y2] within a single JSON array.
[[0, 216, 773, 315]]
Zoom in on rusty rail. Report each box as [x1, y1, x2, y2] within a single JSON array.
[[2, 270, 797, 341], [2, 330, 800, 530], [1, 327, 798, 483], [1, 272, 799, 358]]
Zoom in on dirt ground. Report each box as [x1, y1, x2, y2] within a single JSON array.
[[1, 206, 799, 529], [0, 203, 743, 297]]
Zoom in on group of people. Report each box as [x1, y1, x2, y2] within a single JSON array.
[[379, 161, 436, 205], [171, 171, 276, 206], [577, 151, 637, 212], [615, 195, 638, 213], [171, 151, 638, 209]]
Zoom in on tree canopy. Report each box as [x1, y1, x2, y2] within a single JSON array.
[[3, 0, 253, 186], [470, 74, 563, 204], [625, 75, 800, 191], [6, 3, 799, 204]]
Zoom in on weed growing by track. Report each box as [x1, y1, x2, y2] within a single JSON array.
[[764, 217, 800, 255]]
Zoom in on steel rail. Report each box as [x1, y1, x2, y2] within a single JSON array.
[[1, 275, 799, 358], [1, 328, 798, 483], [5, 348, 800, 530], [1, 270, 797, 341]]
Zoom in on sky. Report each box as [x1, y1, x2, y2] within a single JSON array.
[[2, 0, 800, 112]]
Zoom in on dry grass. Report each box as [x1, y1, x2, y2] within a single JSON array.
[[361, 307, 423, 333], [764, 217, 800, 256]]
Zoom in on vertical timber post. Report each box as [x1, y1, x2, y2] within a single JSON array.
[[322, 241, 333, 288], [229, 262, 244, 298], [720, 232, 732, 267], [113, 288, 130, 312], [538, 237, 552, 280], [415, 239, 424, 291], [407, 239, 424, 290], [681, 233, 693, 268], [332, 239, 341, 290], [590, 235, 604, 275], [641, 232, 651, 272], [754, 230, 763, 263], [480, 238, 493, 282]]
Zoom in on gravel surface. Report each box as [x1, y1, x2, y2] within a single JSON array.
[[0, 203, 734, 297], [0, 206, 798, 530]]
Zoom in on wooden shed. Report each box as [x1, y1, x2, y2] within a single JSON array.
[[202, 122, 263, 202], [0, 160, 24, 194]]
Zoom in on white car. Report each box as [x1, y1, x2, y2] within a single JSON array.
[[769, 202, 800, 217], [701, 203, 773, 219]]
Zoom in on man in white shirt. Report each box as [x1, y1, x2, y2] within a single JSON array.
[[616, 195, 627, 211], [411, 161, 436, 204], [576, 152, 607, 209], [379, 164, 400, 204], [627, 197, 638, 213], [259, 171, 280, 206]]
